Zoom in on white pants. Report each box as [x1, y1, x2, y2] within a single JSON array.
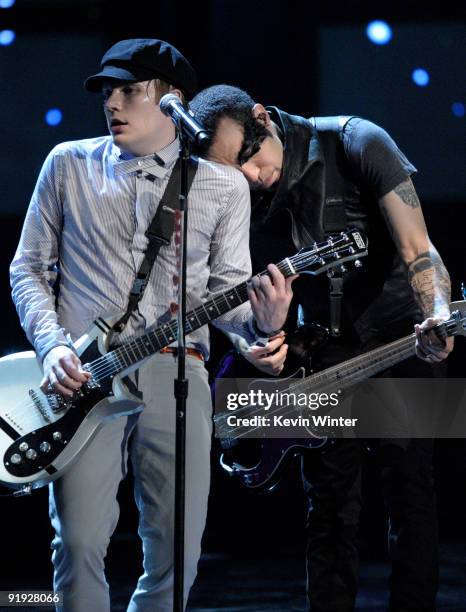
[[49, 353, 212, 612]]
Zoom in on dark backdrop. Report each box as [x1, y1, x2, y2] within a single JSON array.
[[0, 0, 465, 596]]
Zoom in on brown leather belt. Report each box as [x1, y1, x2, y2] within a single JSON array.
[[159, 347, 204, 362]]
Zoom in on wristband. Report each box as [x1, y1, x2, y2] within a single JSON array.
[[252, 319, 283, 339]]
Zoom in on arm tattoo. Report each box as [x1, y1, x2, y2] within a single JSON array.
[[407, 250, 451, 319], [394, 178, 421, 208]]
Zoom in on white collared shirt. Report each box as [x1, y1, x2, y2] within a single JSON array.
[[10, 136, 256, 360]]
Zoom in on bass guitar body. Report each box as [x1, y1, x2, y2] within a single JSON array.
[[216, 301, 466, 492], [214, 324, 329, 493]]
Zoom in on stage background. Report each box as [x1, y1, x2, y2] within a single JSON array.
[[0, 0, 464, 600]]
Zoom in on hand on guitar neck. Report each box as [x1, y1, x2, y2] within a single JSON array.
[[415, 317, 454, 363], [247, 263, 298, 337]]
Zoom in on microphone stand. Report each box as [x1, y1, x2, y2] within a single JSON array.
[[173, 125, 190, 612]]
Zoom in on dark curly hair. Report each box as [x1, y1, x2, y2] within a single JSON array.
[[190, 84, 270, 164]]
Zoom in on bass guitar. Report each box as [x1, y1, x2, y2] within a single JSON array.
[[214, 300, 466, 492], [0, 230, 367, 491]]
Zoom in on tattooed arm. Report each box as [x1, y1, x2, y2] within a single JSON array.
[[379, 177, 453, 362]]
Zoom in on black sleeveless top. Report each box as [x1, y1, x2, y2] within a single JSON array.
[[249, 108, 421, 344]]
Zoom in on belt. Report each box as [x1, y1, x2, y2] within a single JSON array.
[[159, 347, 204, 362]]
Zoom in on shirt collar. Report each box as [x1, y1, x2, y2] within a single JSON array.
[[112, 137, 180, 179]]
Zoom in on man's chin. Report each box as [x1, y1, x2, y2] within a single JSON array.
[[251, 175, 279, 191]]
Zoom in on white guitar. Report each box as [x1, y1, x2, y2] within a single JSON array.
[[0, 231, 367, 491]]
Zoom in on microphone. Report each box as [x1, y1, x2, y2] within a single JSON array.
[[159, 93, 211, 147]]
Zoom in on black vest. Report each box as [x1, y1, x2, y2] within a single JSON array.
[[249, 108, 420, 344]]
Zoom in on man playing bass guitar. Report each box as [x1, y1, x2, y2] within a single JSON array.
[[191, 84, 453, 612]]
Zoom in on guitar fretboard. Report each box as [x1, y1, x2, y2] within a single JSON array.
[[289, 318, 457, 397], [90, 262, 288, 381], [214, 317, 460, 439], [83, 230, 367, 383]]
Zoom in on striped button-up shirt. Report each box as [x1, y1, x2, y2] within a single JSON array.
[[10, 136, 256, 361]]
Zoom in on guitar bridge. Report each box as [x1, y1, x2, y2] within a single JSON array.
[[29, 389, 52, 422], [46, 393, 70, 414]]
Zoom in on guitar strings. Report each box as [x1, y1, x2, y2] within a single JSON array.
[[217, 344, 417, 439], [5, 319, 456, 436], [216, 335, 417, 428], [85, 238, 360, 380], [215, 342, 414, 436], [0, 239, 372, 426], [218, 316, 457, 430], [78, 247, 328, 380], [214, 323, 458, 438]]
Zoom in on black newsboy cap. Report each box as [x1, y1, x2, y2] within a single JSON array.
[[84, 38, 198, 99]]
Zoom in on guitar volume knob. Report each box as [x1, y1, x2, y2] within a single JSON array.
[[25, 449, 38, 460], [19, 442, 29, 452], [39, 442, 51, 453], [10, 453, 22, 465], [52, 432, 62, 441]]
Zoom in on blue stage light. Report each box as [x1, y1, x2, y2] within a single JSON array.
[[0, 0, 16, 8], [366, 21, 392, 45], [45, 109, 63, 126], [412, 68, 430, 87], [452, 102, 465, 117], [0, 30, 15, 45]]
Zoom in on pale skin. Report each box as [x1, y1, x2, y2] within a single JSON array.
[[207, 105, 453, 374], [41, 83, 293, 395]]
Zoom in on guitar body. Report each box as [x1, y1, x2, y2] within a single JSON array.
[[0, 315, 143, 490], [215, 324, 329, 493], [220, 434, 328, 493]]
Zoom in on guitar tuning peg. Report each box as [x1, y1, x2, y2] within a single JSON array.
[[354, 259, 363, 268], [339, 265, 347, 274]]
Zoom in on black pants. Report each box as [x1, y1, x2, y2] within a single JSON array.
[[302, 438, 438, 612], [302, 341, 439, 612]]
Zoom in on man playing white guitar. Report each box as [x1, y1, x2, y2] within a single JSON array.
[[9, 41, 295, 612]]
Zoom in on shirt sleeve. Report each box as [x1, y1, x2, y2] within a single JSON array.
[[9, 145, 69, 361], [343, 118, 417, 199], [208, 170, 257, 344]]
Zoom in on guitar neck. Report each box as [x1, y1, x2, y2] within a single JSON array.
[[93, 259, 294, 380], [292, 316, 458, 397], [87, 230, 369, 381], [293, 335, 416, 397]]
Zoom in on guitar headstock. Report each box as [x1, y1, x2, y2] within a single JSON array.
[[288, 230, 368, 276]]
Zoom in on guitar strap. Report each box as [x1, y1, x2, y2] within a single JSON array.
[[112, 155, 199, 334], [311, 116, 353, 337]]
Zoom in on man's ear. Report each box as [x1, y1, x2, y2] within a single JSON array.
[[252, 103, 272, 128], [167, 86, 183, 100]]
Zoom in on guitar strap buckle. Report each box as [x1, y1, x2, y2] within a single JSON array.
[[328, 274, 344, 337]]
